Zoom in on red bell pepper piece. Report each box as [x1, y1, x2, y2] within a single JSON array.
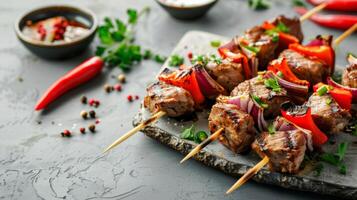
[[289, 43, 335, 74], [281, 107, 328, 146], [313, 83, 352, 110], [158, 68, 205, 105], [307, 0, 357, 12], [217, 40, 239, 57], [268, 58, 310, 86], [295, 7, 357, 30], [35, 56, 104, 110], [219, 48, 252, 79]]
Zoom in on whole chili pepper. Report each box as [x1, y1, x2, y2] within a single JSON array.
[[281, 103, 328, 146], [34, 56, 104, 110], [295, 7, 357, 30], [289, 43, 335, 74], [313, 83, 352, 110], [307, 0, 357, 12]]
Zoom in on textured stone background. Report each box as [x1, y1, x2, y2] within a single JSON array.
[[0, 0, 355, 199]]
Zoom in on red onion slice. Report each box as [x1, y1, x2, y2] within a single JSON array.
[[327, 76, 357, 103], [265, 71, 309, 97]]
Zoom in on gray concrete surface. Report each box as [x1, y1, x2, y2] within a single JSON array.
[[0, 0, 355, 199]]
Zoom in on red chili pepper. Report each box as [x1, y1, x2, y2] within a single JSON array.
[[307, 0, 357, 12], [313, 83, 352, 110], [281, 107, 328, 146], [34, 56, 104, 110], [219, 48, 252, 79], [295, 7, 357, 30], [268, 58, 310, 86], [158, 68, 205, 105], [289, 43, 335, 75]]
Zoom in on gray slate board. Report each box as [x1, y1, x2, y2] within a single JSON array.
[[133, 31, 357, 199]]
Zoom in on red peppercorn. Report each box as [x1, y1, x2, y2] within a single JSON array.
[[187, 51, 193, 60], [80, 127, 86, 134], [135, 95, 139, 100], [63, 129, 71, 137], [89, 98, 95, 106], [114, 84, 122, 91], [95, 119, 100, 124], [95, 100, 100, 107], [127, 95, 133, 102]]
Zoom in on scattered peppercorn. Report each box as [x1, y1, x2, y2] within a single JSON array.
[[118, 74, 126, 83], [89, 124, 96, 133], [104, 84, 113, 93], [80, 127, 86, 134], [135, 95, 139, 100], [89, 110, 96, 118], [61, 132, 65, 137], [81, 96, 87, 104], [18, 77, 23, 82], [95, 119, 101, 124], [89, 98, 95, 106], [127, 95, 133, 102], [36, 120, 42, 125], [114, 84, 122, 91], [80, 110, 88, 119], [187, 51, 193, 60], [63, 129, 71, 137]]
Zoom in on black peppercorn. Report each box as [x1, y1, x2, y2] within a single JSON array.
[[81, 96, 87, 104], [89, 124, 96, 133], [89, 110, 96, 118]]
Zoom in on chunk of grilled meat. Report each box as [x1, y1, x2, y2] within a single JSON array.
[[209, 103, 255, 153], [270, 15, 304, 42], [205, 58, 245, 92], [279, 49, 329, 86], [342, 63, 357, 88], [308, 93, 351, 134], [144, 82, 194, 117], [231, 76, 289, 118], [252, 130, 307, 174], [238, 26, 278, 69]]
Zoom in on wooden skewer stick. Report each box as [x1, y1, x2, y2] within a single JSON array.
[[333, 23, 357, 48], [226, 156, 270, 195], [180, 127, 224, 164], [103, 111, 166, 153], [299, 3, 327, 22]]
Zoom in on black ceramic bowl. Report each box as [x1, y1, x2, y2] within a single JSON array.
[[15, 5, 97, 60], [156, 0, 218, 20]]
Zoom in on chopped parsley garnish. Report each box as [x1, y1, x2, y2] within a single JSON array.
[[276, 22, 290, 33], [353, 123, 357, 136], [191, 54, 222, 65], [314, 163, 324, 177], [268, 123, 276, 135], [154, 54, 167, 63], [325, 98, 332, 105], [252, 95, 268, 108], [143, 50, 153, 59], [209, 54, 222, 64], [276, 71, 283, 78], [317, 85, 328, 96], [169, 54, 184, 67], [292, 0, 306, 7], [210, 40, 221, 47], [181, 125, 208, 144], [320, 142, 348, 175], [265, 22, 289, 42], [264, 77, 281, 92], [248, 0, 270, 10]]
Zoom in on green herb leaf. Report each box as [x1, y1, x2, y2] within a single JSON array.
[[339, 164, 347, 175], [181, 125, 195, 140], [248, 0, 270, 10], [191, 55, 209, 65], [169, 54, 184, 67], [194, 131, 208, 143], [276, 71, 283, 78], [242, 45, 260, 54], [317, 85, 328, 96], [210, 40, 221, 47], [127, 9, 138, 24], [252, 95, 268, 108], [353, 123, 357, 136], [292, 0, 306, 7], [264, 77, 281, 92], [268, 123, 275, 135], [337, 142, 348, 162], [314, 163, 324, 177], [143, 49, 152, 59], [154, 54, 167, 63], [320, 153, 339, 165], [276, 22, 290, 33], [95, 46, 106, 56], [98, 26, 113, 45], [209, 54, 222, 64]]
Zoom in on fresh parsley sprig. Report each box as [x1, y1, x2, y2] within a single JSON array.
[[169, 54, 184, 67], [320, 142, 349, 175], [181, 125, 208, 144]]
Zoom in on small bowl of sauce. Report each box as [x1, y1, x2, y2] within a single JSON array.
[[15, 5, 97, 59], [156, 0, 218, 20]]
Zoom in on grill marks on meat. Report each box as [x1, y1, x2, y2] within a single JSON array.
[[205, 59, 245, 92], [279, 49, 329, 86], [308, 93, 351, 134], [252, 130, 307, 173], [144, 82, 194, 117], [209, 103, 255, 153], [231, 76, 289, 118], [342, 63, 357, 88]]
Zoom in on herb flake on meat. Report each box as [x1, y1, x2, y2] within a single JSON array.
[[252, 95, 268, 108], [264, 77, 281, 92], [169, 54, 184, 67]]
